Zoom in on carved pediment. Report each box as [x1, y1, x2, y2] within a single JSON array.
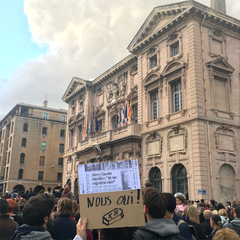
[[94, 103, 106, 116], [162, 60, 186, 76], [207, 58, 235, 73], [143, 72, 161, 87], [127, 85, 138, 100]]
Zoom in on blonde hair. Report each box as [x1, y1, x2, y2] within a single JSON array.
[[184, 205, 200, 224], [212, 228, 240, 240], [219, 209, 228, 220], [212, 210, 218, 215]]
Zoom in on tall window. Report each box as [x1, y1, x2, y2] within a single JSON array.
[[60, 130, 65, 138], [57, 173, 62, 182], [58, 158, 63, 167], [60, 115, 66, 122], [11, 122, 14, 133], [7, 152, 10, 164], [43, 112, 49, 119], [23, 123, 28, 132], [9, 136, 12, 148], [5, 167, 9, 180], [72, 107, 75, 115], [151, 91, 159, 120], [18, 169, 23, 180], [39, 156, 45, 166], [41, 141, 46, 151], [78, 126, 82, 142], [6, 139, 9, 150], [171, 41, 179, 57], [38, 171, 44, 181], [70, 130, 74, 147], [149, 167, 162, 192], [21, 138, 27, 147], [42, 127, 47, 136], [172, 164, 188, 194], [150, 55, 157, 69], [99, 121, 102, 133], [133, 105, 138, 123], [172, 81, 182, 113], [80, 102, 83, 110], [59, 144, 64, 153], [20, 153, 25, 164], [214, 76, 228, 111]]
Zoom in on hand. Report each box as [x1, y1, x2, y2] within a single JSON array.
[[76, 217, 88, 239]]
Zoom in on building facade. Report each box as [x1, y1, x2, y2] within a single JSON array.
[[0, 102, 67, 194], [62, 0, 240, 202]]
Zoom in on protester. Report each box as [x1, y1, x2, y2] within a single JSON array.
[[208, 214, 223, 239], [62, 184, 73, 200], [217, 203, 225, 211], [12, 202, 25, 226], [199, 206, 206, 224], [209, 200, 217, 210], [212, 228, 240, 240], [134, 187, 182, 240], [11, 194, 54, 240], [27, 188, 36, 200], [175, 195, 188, 213], [219, 209, 229, 226], [223, 205, 240, 236], [144, 181, 152, 188], [0, 198, 18, 240], [18, 197, 27, 212], [200, 210, 213, 237], [163, 193, 192, 240], [48, 198, 77, 240], [183, 205, 207, 239]]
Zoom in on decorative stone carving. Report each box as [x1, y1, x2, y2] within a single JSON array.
[[215, 126, 236, 155], [209, 28, 226, 58], [130, 64, 138, 76], [67, 157, 73, 173], [146, 132, 163, 158], [92, 143, 103, 161], [167, 126, 187, 156]]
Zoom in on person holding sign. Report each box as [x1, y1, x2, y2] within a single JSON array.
[[134, 187, 184, 240]]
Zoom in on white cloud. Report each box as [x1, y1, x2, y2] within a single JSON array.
[[0, 0, 238, 119]]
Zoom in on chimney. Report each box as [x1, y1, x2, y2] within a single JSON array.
[[210, 0, 226, 14], [43, 100, 48, 108]]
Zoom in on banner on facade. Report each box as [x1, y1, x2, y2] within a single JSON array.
[[78, 159, 145, 229]]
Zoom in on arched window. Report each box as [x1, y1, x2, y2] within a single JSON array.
[[67, 179, 72, 190], [20, 153, 25, 164], [18, 169, 23, 179], [23, 123, 28, 132], [149, 167, 162, 191], [111, 115, 118, 130], [21, 138, 26, 147], [172, 164, 188, 194], [74, 178, 78, 197]]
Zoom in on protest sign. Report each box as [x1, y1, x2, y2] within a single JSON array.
[[78, 159, 145, 229]]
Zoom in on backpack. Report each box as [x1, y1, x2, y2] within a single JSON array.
[[177, 219, 197, 240]]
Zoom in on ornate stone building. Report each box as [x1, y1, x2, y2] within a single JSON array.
[[0, 102, 67, 194], [62, 0, 240, 202]]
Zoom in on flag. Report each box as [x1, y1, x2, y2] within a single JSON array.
[[128, 101, 132, 124], [89, 121, 91, 137], [122, 106, 125, 126], [125, 104, 128, 125], [95, 117, 100, 133], [83, 124, 86, 139], [119, 109, 122, 127]]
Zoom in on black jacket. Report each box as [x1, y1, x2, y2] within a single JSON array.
[[185, 220, 207, 240], [224, 218, 240, 236], [200, 219, 212, 237]]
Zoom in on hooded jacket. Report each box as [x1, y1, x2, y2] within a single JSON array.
[[134, 218, 180, 240], [223, 218, 240, 236]]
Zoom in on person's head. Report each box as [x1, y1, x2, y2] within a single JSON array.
[[184, 205, 200, 224], [0, 198, 9, 214], [47, 187, 51, 193], [199, 206, 206, 215], [234, 205, 240, 218], [203, 210, 212, 219], [163, 193, 176, 213], [232, 201, 237, 208], [99, 227, 137, 240], [176, 195, 187, 206], [212, 228, 240, 240], [197, 202, 205, 209], [64, 184, 69, 190], [144, 181, 152, 188], [217, 203, 225, 210], [23, 194, 55, 228], [7, 199, 16, 213], [201, 199, 205, 203], [210, 214, 223, 229], [210, 199, 216, 207], [143, 187, 167, 220], [29, 188, 32, 191], [18, 197, 27, 207], [219, 209, 228, 219], [57, 198, 73, 216], [226, 201, 231, 207], [39, 190, 44, 195]]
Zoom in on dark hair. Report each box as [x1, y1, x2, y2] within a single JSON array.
[[210, 199, 216, 206], [0, 198, 9, 214], [235, 205, 240, 218], [143, 187, 167, 219], [57, 198, 73, 216], [176, 195, 188, 205], [100, 227, 137, 240], [217, 203, 225, 210], [47, 187, 51, 193], [144, 181, 152, 188], [212, 214, 223, 228], [29, 188, 32, 191], [197, 203, 205, 208], [163, 193, 176, 213], [23, 194, 54, 226], [226, 201, 231, 207], [201, 199, 204, 203]]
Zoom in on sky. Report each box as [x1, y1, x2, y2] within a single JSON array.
[[0, 0, 239, 120]]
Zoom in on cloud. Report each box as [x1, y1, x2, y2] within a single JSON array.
[[0, 0, 238, 120]]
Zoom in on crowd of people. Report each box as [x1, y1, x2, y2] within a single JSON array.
[[1, 182, 240, 240]]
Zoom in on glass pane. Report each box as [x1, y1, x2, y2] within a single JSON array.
[[149, 167, 162, 191]]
